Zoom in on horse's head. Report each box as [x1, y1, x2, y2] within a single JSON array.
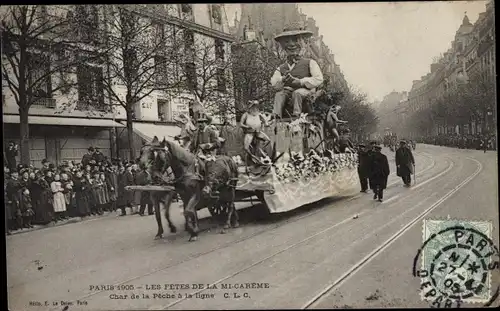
[[139, 136, 171, 177]]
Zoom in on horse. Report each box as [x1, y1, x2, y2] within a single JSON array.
[[138, 136, 239, 242]]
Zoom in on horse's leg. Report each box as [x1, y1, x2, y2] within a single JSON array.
[[153, 194, 164, 240], [184, 190, 200, 242], [164, 191, 177, 233], [230, 189, 239, 228]]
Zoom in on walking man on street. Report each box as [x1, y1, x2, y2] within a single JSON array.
[[357, 144, 370, 193], [369, 144, 390, 202], [395, 140, 415, 187]]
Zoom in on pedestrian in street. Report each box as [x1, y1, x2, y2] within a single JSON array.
[[104, 163, 118, 212], [357, 144, 370, 193], [395, 140, 415, 187], [366, 141, 377, 191], [369, 144, 390, 202]]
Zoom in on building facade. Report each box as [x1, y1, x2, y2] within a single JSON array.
[[2, 4, 234, 165], [406, 1, 495, 137]]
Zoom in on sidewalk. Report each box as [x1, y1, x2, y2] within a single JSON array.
[[7, 206, 144, 236], [7, 201, 257, 236]]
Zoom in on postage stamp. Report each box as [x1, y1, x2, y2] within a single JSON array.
[[413, 219, 500, 308]]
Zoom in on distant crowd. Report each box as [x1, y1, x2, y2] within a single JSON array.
[[4, 143, 158, 235], [417, 133, 496, 151]]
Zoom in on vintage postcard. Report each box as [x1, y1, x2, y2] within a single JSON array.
[[3, 2, 497, 310]]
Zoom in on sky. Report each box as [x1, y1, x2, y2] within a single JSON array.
[[225, 1, 488, 102]]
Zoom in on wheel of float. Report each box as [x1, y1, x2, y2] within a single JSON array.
[[254, 191, 271, 219], [208, 202, 227, 219]]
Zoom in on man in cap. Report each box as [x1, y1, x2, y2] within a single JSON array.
[[239, 99, 271, 164], [271, 25, 324, 118], [357, 144, 370, 193], [395, 140, 415, 187], [369, 144, 390, 202]]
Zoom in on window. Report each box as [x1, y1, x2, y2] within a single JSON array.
[[212, 4, 222, 25], [180, 4, 193, 21], [157, 99, 170, 121], [216, 68, 226, 92], [123, 49, 138, 82], [215, 39, 225, 60], [74, 5, 99, 44], [27, 53, 52, 99], [154, 55, 167, 84], [183, 30, 195, 62], [77, 64, 104, 109], [184, 62, 197, 90]]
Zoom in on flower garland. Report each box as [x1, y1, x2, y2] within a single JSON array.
[[274, 149, 358, 183]]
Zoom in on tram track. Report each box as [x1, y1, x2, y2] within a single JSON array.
[[302, 157, 483, 309], [61, 152, 434, 308], [160, 154, 456, 309], [156, 153, 467, 309]]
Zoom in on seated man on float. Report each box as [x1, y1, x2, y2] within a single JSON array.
[[270, 26, 324, 118]]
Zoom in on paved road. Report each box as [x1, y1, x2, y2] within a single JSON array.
[[6, 145, 499, 310]]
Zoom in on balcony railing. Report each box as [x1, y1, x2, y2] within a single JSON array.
[[76, 100, 108, 112], [32, 97, 56, 108]]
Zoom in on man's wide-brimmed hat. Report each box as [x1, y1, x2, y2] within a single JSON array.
[[274, 25, 313, 42], [373, 144, 382, 150], [197, 112, 212, 123], [248, 100, 259, 108], [400, 140, 407, 144]]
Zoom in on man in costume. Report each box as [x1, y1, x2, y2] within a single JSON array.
[[270, 26, 324, 118], [395, 140, 415, 187], [239, 100, 271, 164]]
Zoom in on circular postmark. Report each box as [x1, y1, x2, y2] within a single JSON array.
[[413, 224, 500, 308]]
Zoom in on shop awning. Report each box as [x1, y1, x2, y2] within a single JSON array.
[[132, 122, 181, 143], [2, 115, 125, 127]]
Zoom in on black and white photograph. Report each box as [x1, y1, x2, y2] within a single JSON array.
[[2, 2, 498, 310]]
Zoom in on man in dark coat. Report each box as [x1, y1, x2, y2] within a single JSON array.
[[6, 141, 18, 171], [136, 168, 153, 216], [395, 140, 415, 187], [93, 148, 106, 165], [369, 145, 390, 202], [366, 141, 377, 191], [6, 170, 22, 230], [357, 144, 370, 193], [118, 163, 135, 216], [82, 147, 95, 168]]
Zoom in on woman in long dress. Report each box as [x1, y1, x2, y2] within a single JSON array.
[[73, 171, 91, 217], [51, 174, 67, 221], [30, 171, 54, 225]]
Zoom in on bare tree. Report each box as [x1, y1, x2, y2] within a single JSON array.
[[1, 5, 103, 164], [231, 40, 281, 120], [97, 5, 185, 160]]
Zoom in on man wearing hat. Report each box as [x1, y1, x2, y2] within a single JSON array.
[[82, 147, 95, 167], [369, 144, 390, 202], [395, 140, 415, 187], [357, 144, 370, 193], [239, 100, 271, 164], [189, 112, 221, 157], [271, 25, 324, 118]]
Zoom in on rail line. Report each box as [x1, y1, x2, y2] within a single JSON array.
[[57, 151, 436, 307], [302, 157, 483, 309], [160, 154, 458, 309]]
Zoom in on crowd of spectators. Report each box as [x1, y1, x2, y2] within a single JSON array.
[[417, 133, 496, 151], [4, 145, 156, 235]]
